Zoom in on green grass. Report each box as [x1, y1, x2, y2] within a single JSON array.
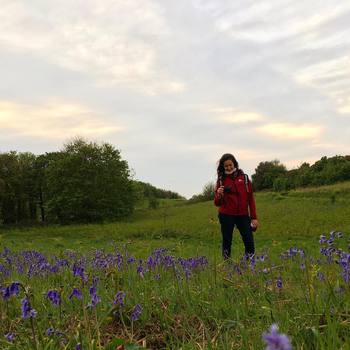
[[1, 184, 350, 349], [2, 183, 350, 256]]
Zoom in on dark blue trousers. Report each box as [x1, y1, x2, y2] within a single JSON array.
[[218, 213, 255, 259]]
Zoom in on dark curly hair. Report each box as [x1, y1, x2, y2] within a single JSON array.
[[217, 153, 239, 184]]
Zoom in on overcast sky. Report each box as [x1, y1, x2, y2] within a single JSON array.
[[1, 0, 350, 198]]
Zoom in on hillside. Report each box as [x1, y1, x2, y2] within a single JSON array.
[[1, 182, 350, 258]]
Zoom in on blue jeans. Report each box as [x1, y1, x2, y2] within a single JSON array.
[[218, 213, 255, 259]]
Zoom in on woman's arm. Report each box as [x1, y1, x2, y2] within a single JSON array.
[[214, 182, 224, 207], [248, 181, 257, 220]]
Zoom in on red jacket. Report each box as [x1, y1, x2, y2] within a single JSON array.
[[214, 171, 257, 219]]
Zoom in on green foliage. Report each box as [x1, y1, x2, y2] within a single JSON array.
[[134, 180, 183, 200], [254, 155, 350, 192], [0, 138, 138, 225], [45, 138, 135, 223], [188, 181, 215, 203], [252, 159, 287, 191], [148, 196, 160, 209], [273, 177, 290, 192], [0, 151, 37, 224]]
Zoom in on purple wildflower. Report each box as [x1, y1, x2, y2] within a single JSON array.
[[319, 235, 327, 244], [316, 271, 325, 281], [276, 276, 283, 289], [87, 277, 101, 308], [257, 254, 268, 262], [46, 290, 61, 306], [69, 288, 82, 300], [9, 282, 20, 296], [114, 291, 126, 308], [21, 297, 37, 319], [2, 282, 20, 300], [72, 264, 87, 282], [46, 327, 55, 336], [131, 304, 142, 321], [5, 332, 15, 342], [127, 257, 135, 264], [137, 263, 144, 278], [262, 324, 292, 350], [76, 343, 82, 350], [88, 293, 101, 308]]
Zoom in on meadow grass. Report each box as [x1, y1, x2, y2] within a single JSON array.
[[1, 183, 350, 349]]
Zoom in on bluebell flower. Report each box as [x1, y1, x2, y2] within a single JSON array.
[[46, 327, 55, 336], [137, 263, 144, 278], [127, 257, 135, 264], [46, 290, 61, 306], [5, 332, 15, 342], [131, 304, 142, 321], [276, 276, 283, 289], [88, 293, 101, 308], [316, 272, 325, 281], [72, 264, 87, 282], [2, 282, 20, 300], [87, 278, 101, 309], [114, 291, 126, 308], [21, 297, 37, 319], [9, 282, 20, 296], [262, 324, 292, 350], [69, 288, 82, 300], [76, 343, 82, 350]]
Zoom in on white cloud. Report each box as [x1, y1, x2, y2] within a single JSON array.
[[296, 56, 350, 86], [256, 123, 323, 140], [0, 100, 123, 139], [296, 55, 350, 115], [199, 0, 350, 44], [209, 107, 266, 124], [0, 0, 185, 94]]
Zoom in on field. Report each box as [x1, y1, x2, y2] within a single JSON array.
[[1, 182, 350, 349]]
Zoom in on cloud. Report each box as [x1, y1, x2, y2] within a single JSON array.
[[0, 0, 185, 94], [0, 100, 123, 139], [295, 55, 350, 115], [209, 108, 266, 124], [256, 123, 323, 140], [338, 103, 350, 115]]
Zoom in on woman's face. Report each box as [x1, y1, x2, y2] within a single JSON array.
[[223, 159, 235, 174]]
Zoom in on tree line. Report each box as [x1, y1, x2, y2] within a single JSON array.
[[0, 138, 182, 225], [252, 155, 350, 191], [190, 154, 350, 202]]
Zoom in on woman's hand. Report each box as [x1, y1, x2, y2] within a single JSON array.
[[251, 219, 258, 229], [217, 186, 224, 196]]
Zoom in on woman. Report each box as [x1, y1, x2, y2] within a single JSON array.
[[214, 153, 258, 259]]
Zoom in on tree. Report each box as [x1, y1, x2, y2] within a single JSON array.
[[0, 151, 38, 224], [0, 152, 19, 224], [45, 138, 135, 223], [188, 181, 215, 203], [252, 160, 287, 191], [201, 181, 215, 200]]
